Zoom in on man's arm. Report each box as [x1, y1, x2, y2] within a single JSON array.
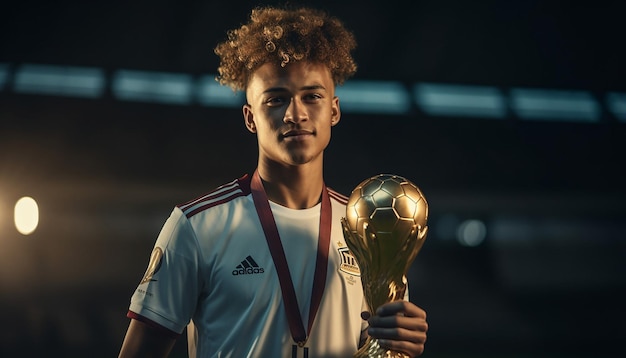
[[118, 319, 178, 358]]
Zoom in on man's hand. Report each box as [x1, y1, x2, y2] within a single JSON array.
[[362, 301, 428, 357]]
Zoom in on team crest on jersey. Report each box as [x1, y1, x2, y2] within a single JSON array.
[[140, 247, 163, 284], [337, 242, 360, 277]]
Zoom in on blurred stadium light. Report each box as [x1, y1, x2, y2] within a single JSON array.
[[196, 74, 245, 107], [607, 92, 626, 122], [335, 80, 411, 114], [13, 64, 105, 98], [414, 83, 506, 118], [14, 196, 39, 235], [510, 88, 601, 122], [112, 69, 193, 105], [2, 63, 625, 123]]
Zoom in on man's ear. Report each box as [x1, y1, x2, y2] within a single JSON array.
[[243, 104, 257, 133], [331, 96, 341, 126]]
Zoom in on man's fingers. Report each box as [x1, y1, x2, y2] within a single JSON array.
[[376, 301, 426, 319]]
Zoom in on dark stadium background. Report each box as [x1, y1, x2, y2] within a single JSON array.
[[0, 0, 624, 357]]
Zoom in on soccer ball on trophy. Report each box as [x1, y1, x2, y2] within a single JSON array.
[[341, 174, 428, 358]]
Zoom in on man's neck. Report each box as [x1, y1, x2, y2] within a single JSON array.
[[256, 162, 324, 210]]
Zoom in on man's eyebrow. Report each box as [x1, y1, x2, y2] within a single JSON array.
[[262, 84, 328, 94], [262, 87, 288, 94], [301, 84, 327, 91]]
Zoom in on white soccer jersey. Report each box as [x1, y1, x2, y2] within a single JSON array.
[[128, 173, 369, 358]]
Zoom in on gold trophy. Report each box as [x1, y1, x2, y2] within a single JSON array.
[[341, 174, 429, 358]]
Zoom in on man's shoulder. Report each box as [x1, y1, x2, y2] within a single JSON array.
[[327, 187, 348, 206], [176, 174, 252, 218]]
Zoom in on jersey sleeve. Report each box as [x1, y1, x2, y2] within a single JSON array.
[[128, 207, 202, 334]]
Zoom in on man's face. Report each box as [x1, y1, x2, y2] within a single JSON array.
[[243, 61, 340, 168]]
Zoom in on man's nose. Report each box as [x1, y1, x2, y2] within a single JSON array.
[[284, 98, 307, 123]]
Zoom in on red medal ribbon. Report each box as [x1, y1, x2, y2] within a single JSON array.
[[250, 169, 331, 346]]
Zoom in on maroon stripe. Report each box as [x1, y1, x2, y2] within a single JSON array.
[[178, 183, 240, 211], [126, 311, 180, 339], [184, 191, 247, 218], [327, 188, 348, 204], [180, 185, 242, 210], [308, 185, 331, 338], [178, 174, 252, 213]]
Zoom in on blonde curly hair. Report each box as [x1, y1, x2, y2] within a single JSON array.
[[214, 6, 358, 91]]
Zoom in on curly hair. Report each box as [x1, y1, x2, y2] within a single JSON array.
[[214, 6, 358, 91]]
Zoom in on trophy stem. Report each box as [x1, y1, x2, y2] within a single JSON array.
[[356, 276, 409, 358], [362, 274, 408, 315]]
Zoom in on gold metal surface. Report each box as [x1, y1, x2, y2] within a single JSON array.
[[342, 174, 429, 358]]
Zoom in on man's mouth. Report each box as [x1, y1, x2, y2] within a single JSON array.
[[283, 129, 314, 140]]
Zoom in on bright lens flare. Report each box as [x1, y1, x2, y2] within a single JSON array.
[[14, 196, 39, 235]]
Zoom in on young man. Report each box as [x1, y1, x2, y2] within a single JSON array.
[[119, 5, 428, 358]]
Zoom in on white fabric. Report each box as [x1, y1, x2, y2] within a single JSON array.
[[129, 176, 369, 357]]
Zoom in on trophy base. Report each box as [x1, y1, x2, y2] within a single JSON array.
[[355, 337, 410, 358]]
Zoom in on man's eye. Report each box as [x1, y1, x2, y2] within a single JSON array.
[[304, 93, 322, 101], [266, 97, 288, 106]]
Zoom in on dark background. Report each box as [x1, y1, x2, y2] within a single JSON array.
[[0, 0, 624, 357]]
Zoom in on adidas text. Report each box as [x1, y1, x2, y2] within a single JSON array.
[[232, 267, 264, 275]]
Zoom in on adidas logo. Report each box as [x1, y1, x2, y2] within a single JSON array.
[[232, 255, 265, 276]]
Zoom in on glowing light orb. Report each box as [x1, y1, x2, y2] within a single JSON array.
[[14, 196, 39, 235]]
